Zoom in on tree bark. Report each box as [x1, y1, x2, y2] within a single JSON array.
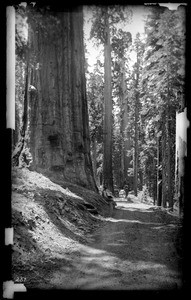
[[161, 116, 167, 208], [139, 169, 143, 191], [103, 8, 113, 192], [152, 157, 157, 204], [134, 100, 138, 196], [157, 135, 160, 205], [166, 110, 173, 209], [28, 7, 97, 191], [134, 71, 139, 197], [91, 138, 97, 184], [120, 58, 131, 186]]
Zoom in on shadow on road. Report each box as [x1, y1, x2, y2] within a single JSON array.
[[28, 200, 183, 290]]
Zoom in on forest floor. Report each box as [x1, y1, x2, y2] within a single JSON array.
[[11, 168, 184, 294]]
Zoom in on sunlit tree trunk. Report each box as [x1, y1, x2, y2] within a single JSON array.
[[103, 7, 113, 192], [91, 138, 97, 184], [166, 109, 173, 209], [133, 69, 139, 196], [152, 157, 157, 204], [120, 58, 131, 186], [157, 134, 162, 206], [134, 99, 138, 196], [165, 53, 174, 209], [161, 115, 167, 207], [120, 127, 125, 186]]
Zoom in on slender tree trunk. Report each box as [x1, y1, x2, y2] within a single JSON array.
[[165, 50, 174, 209], [103, 8, 113, 192], [120, 127, 125, 186], [152, 157, 157, 204], [156, 135, 160, 204], [91, 138, 97, 184], [120, 58, 131, 185], [139, 169, 143, 191], [157, 134, 162, 206], [161, 116, 167, 207], [134, 73, 139, 197], [21, 64, 29, 137], [134, 105, 138, 196], [28, 7, 97, 191], [120, 57, 125, 185], [166, 113, 173, 209]]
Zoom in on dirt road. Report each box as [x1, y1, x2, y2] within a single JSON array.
[[35, 199, 183, 290]]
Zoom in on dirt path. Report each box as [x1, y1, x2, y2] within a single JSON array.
[[35, 199, 183, 290]]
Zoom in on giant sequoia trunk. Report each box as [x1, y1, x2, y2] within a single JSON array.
[[27, 7, 97, 191], [103, 8, 113, 192]]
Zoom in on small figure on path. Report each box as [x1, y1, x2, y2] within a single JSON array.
[[124, 183, 129, 200]]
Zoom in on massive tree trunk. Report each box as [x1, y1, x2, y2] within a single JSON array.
[[103, 8, 113, 192], [27, 7, 97, 191]]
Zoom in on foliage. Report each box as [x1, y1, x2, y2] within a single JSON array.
[[139, 6, 185, 203], [15, 5, 28, 60], [86, 60, 104, 182], [90, 6, 132, 46], [142, 7, 185, 112], [87, 63, 104, 143], [14, 5, 28, 148], [140, 185, 149, 203]]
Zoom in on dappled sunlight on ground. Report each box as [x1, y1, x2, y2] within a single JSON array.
[[104, 217, 162, 225], [12, 171, 183, 290], [47, 239, 182, 290], [42, 199, 183, 290]]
